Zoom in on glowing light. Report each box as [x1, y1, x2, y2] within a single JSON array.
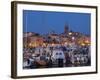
[[29, 43, 32, 46], [72, 37, 75, 40], [87, 43, 90, 46], [81, 43, 85, 46], [64, 42, 68, 45], [52, 43, 55, 46], [85, 40, 89, 43], [69, 32, 72, 35]]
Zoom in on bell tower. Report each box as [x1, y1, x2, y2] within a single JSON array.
[[64, 24, 69, 34]]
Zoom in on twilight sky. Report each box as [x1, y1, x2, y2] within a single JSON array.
[[23, 10, 91, 35]]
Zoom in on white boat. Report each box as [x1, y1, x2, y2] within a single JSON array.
[[51, 50, 65, 64]]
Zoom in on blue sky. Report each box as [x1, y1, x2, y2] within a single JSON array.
[[23, 10, 91, 35]]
